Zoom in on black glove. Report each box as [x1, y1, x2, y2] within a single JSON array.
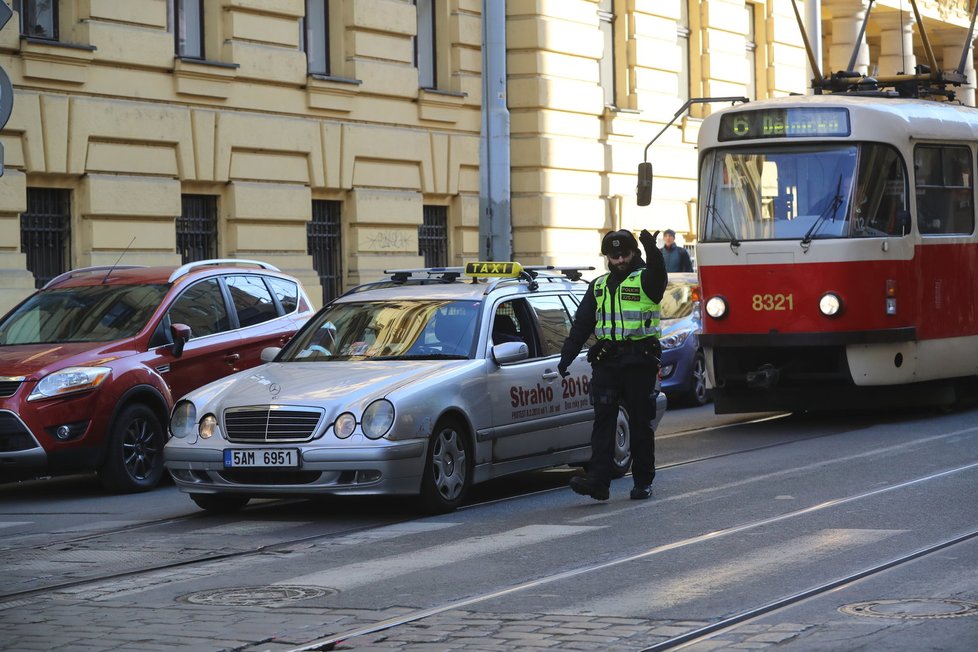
[[639, 229, 659, 253], [557, 361, 571, 377]]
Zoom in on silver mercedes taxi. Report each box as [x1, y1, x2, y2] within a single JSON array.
[[164, 262, 667, 513]]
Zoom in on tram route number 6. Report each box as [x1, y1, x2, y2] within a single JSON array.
[[752, 293, 794, 311]]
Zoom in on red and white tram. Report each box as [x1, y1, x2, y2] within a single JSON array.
[[692, 95, 978, 413]]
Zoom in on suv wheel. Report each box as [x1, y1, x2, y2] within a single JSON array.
[[98, 404, 165, 493], [419, 417, 471, 514]]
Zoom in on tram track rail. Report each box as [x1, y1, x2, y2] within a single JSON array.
[[0, 414, 943, 607], [278, 460, 978, 652], [0, 413, 793, 558]]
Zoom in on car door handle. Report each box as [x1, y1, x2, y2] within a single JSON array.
[[542, 371, 560, 380], [224, 353, 240, 364]]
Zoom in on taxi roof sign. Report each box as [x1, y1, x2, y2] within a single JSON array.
[[464, 261, 523, 278]]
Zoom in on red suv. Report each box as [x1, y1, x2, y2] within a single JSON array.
[[0, 259, 314, 492]]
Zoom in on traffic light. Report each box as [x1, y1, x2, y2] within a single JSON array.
[[0, 1, 13, 177]]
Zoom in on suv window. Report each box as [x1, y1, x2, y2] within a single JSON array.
[[267, 276, 299, 314], [0, 284, 168, 345], [527, 294, 573, 357], [168, 278, 230, 338], [226, 275, 278, 327]]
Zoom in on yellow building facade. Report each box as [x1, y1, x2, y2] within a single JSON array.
[[0, 0, 976, 314]]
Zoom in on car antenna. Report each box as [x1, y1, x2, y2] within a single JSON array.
[[102, 236, 136, 284]]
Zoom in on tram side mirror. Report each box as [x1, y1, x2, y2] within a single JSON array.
[[637, 162, 654, 206]]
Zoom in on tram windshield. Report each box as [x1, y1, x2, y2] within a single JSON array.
[[699, 143, 909, 242]]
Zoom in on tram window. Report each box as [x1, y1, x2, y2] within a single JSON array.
[[851, 144, 910, 237], [914, 145, 974, 235]]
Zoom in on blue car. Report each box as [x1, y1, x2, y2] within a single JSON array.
[[659, 273, 710, 407]]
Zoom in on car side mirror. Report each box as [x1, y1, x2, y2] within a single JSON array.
[[637, 161, 654, 206], [170, 323, 191, 358], [260, 346, 281, 363], [492, 341, 529, 365]]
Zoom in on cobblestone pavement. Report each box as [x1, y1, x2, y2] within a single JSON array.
[[2, 592, 819, 652]]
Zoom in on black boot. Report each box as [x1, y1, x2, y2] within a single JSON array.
[[569, 476, 610, 501]]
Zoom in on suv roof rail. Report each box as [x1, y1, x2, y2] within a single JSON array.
[[43, 265, 148, 289], [383, 267, 464, 283], [168, 259, 281, 283]]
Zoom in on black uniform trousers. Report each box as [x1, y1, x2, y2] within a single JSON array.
[[586, 362, 658, 488]]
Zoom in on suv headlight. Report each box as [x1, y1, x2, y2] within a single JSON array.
[[659, 330, 692, 350], [362, 399, 395, 439], [170, 401, 197, 438], [28, 366, 111, 402]]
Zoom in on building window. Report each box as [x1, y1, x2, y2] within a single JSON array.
[[678, 1, 691, 102], [598, 0, 616, 108], [303, 0, 330, 75], [746, 3, 757, 100], [177, 194, 218, 264], [419, 205, 448, 267], [173, 0, 204, 59], [307, 200, 343, 305], [414, 0, 436, 88], [16, 0, 58, 40], [21, 188, 71, 289]]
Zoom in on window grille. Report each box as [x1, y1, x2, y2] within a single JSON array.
[[21, 188, 71, 289], [419, 205, 448, 268], [307, 200, 343, 305], [177, 194, 218, 264]]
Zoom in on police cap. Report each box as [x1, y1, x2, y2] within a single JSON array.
[[601, 229, 639, 257]]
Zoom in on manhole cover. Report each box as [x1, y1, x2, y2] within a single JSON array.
[[840, 599, 978, 620], [178, 585, 334, 606]]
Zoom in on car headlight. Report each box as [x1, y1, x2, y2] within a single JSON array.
[[819, 292, 843, 317], [334, 412, 356, 439], [362, 399, 395, 439], [659, 330, 692, 350], [705, 296, 728, 319], [28, 366, 111, 402], [170, 401, 197, 438], [199, 414, 218, 439]]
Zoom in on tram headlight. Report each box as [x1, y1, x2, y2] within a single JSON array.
[[819, 292, 843, 317], [705, 296, 728, 319]]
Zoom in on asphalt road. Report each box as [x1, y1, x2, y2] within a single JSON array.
[[1, 403, 976, 651]]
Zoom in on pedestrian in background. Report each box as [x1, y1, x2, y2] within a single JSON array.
[[661, 228, 693, 272], [557, 229, 667, 501]]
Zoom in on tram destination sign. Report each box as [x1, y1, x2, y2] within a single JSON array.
[[718, 107, 850, 142]]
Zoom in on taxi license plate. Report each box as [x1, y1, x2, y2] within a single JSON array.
[[223, 448, 299, 468]]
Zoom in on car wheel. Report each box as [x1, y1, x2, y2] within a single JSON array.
[[611, 407, 632, 478], [684, 350, 710, 407], [98, 404, 165, 493], [190, 493, 251, 513], [419, 417, 471, 514]]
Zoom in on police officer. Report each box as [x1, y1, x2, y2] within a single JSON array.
[[557, 229, 667, 501]]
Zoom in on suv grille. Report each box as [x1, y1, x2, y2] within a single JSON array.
[[224, 406, 324, 443], [0, 379, 24, 398], [0, 411, 38, 452]]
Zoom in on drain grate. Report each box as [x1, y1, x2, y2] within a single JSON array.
[[840, 599, 978, 620], [177, 585, 334, 607]]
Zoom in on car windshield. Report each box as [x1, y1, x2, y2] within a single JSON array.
[[282, 299, 481, 361], [0, 283, 169, 345], [660, 280, 698, 320], [699, 143, 909, 242]]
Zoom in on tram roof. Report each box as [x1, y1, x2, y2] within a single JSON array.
[[701, 94, 978, 146]]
